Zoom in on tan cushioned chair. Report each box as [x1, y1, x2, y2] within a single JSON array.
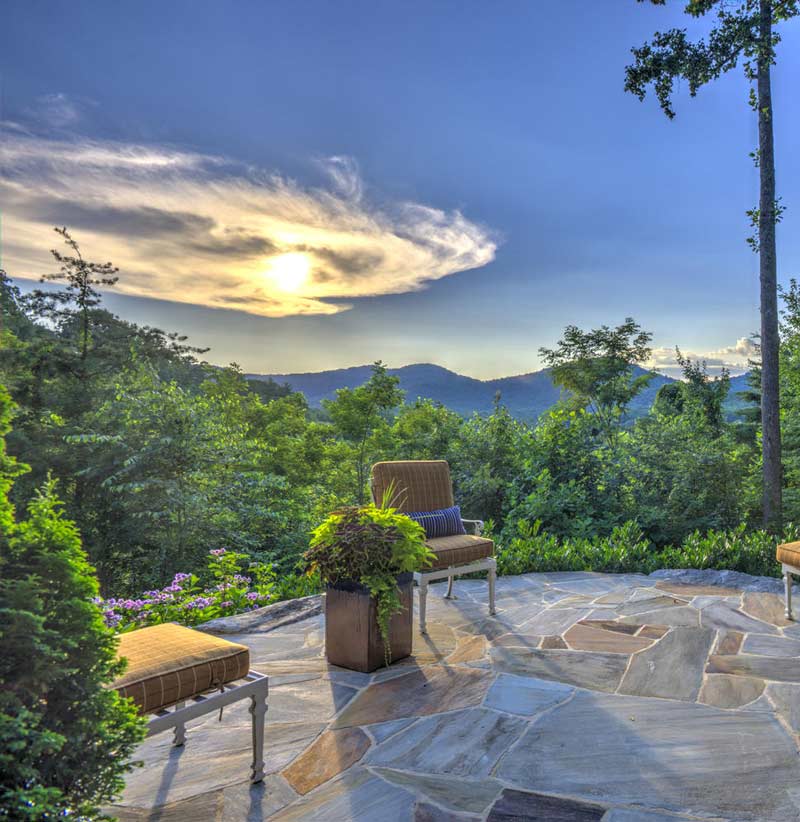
[[777, 541, 800, 620], [112, 622, 268, 782], [371, 460, 496, 632]]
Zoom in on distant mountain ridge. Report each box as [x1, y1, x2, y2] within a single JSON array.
[[248, 363, 751, 421]]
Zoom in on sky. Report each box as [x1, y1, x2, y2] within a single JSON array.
[[1, 1, 799, 379]]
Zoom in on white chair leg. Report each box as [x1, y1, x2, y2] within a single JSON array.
[[249, 681, 268, 783], [419, 578, 428, 634], [785, 570, 794, 621], [172, 702, 186, 746], [488, 559, 497, 616], [445, 575, 454, 599]]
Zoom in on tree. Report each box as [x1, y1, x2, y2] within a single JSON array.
[[539, 318, 654, 443], [0, 386, 145, 819], [624, 0, 799, 530], [323, 362, 404, 503]]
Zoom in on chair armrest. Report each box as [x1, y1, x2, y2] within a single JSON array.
[[461, 519, 484, 536]]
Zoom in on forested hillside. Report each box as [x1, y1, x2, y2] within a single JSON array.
[[252, 363, 752, 421], [3, 233, 800, 605]]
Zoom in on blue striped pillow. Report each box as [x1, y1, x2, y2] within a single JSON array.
[[405, 505, 466, 539]]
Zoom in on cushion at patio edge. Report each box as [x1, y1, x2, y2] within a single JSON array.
[[425, 533, 494, 570], [777, 541, 800, 567], [112, 622, 250, 714]]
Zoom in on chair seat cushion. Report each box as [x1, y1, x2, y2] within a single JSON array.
[[425, 534, 494, 571], [112, 623, 250, 714], [778, 541, 800, 568]]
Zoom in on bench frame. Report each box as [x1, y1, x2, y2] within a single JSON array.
[[146, 670, 269, 783], [782, 563, 797, 621]]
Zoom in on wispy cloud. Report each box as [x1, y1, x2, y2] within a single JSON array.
[[0, 129, 497, 316], [648, 336, 756, 378]]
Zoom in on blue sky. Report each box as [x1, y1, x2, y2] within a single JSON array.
[[1, 0, 799, 378]]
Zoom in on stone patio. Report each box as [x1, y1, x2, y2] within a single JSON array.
[[108, 570, 800, 821]]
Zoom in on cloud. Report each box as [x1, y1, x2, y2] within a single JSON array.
[[648, 337, 756, 378], [0, 129, 497, 317]]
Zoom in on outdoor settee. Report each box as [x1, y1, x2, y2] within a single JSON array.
[[111, 622, 269, 782]]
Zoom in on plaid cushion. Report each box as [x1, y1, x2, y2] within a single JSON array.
[[112, 623, 250, 714], [426, 534, 494, 570], [406, 505, 467, 539], [778, 541, 800, 567]]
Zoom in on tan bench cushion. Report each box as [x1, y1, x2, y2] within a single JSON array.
[[426, 534, 494, 571], [778, 541, 800, 568], [112, 623, 250, 714]]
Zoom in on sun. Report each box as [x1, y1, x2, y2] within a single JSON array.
[[266, 253, 311, 293]]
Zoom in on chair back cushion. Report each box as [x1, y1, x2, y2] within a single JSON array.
[[371, 460, 455, 513], [406, 505, 467, 539]]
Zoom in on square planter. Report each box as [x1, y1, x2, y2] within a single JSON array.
[[324, 573, 413, 673]]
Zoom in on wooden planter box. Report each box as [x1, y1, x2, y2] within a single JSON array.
[[324, 573, 413, 673]]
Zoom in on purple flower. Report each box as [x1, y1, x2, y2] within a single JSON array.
[[173, 572, 191, 583], [163, 584, 182, 593], [220, 601, 233, 608], [210, 548, 227, 556], [246, 592, 260, 601]]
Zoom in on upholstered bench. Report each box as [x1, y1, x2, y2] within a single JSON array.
[[777, 541, 800, 620], [112, 623, 268, 782]]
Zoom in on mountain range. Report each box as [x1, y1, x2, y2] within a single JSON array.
[[248, 363, 752, 421]]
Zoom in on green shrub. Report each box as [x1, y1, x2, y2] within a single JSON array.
[[0, 386, 145, 820], [496, 517, 795, 580]]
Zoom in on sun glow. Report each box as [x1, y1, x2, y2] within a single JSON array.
[[266, 252, 311, 293]]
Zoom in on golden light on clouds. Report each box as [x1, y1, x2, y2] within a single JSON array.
[[0, 130, 497, 317]]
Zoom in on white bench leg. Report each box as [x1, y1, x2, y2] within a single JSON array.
[[249, 680, 268, 783], [445, 575, 454, 599], [488, 558, 497, 616], [172, 702, 186, 746], [785, 570, 794, 621], [419, 579, 428, 634]]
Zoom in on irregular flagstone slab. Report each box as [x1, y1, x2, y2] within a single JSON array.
[[700, 601, 780, 635], [766, 682, 800, 731], [496, 690, 800, 821], [741, 592, 794, 627], [585, 608, 621, 620], [281, 727, 370, 795], [490, 647, 629, 693], [374, 767, 502, 813], [579, 619, 639, 635], [548, 595, 597, 609], [521, 607, 591, 635], [119, 713, 325, 808], [564, 623, 654, 654], [271, 768, 415, 821], [365, 717, 417, 743], [269, 679, 358, 723], [619, 606, 700, 628], [201, 594, 322, 634], [698, 673, 766, 709], [123, 790, 222, 821], [655, 582, 742, 597], [605, 810, 709, 822], [366, 707, 526, 777], [485, 673, 573, 716], [332, 665, 493, 728], [615, 595, 687, 616], [414, 802, 475, 821], [486, 788, 606, 821], [220, 775, 297, 821], [707, 653, 800, 682], [548, 574, 653, 596], [649, 568, 788, 595], [716, 630, 744, 655], [540, 635, 566, 649], [742, 633, 800, 658], [447, 634, 487, 663], [618, 627, 714, 701]]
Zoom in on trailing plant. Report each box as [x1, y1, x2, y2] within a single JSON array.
[[306, 501, 434, 663]]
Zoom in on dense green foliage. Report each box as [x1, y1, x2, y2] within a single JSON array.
[[307, 503, 434, 659], [4, 230, 800, 610], [0, 385, 145, 820]]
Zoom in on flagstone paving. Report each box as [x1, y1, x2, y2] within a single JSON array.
[[110, 570, 800, 821]]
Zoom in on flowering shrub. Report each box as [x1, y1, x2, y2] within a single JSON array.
[[97, 548, 282, 631]]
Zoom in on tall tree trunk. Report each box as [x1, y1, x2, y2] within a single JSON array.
[[758, 0, 781, 531]]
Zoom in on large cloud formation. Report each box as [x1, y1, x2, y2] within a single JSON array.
[[648, 336, 757, 377], [0, 127, 496, 316]]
